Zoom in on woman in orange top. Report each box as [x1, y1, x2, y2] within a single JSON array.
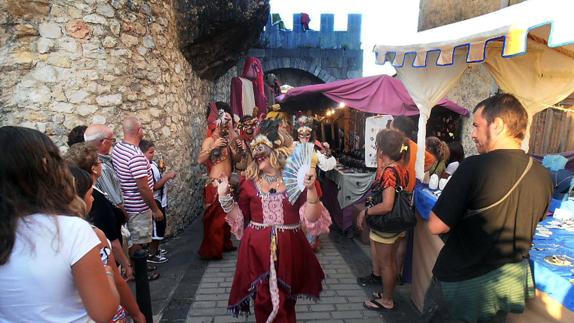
[[357, 129, 410, 311], [358, 116, 435, 288]]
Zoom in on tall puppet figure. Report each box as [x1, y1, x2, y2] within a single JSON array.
[[217, 120, 331, 322], [197, 103, 237, 260]]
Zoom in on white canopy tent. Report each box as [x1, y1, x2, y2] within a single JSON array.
[[373, 0, 574, 180]]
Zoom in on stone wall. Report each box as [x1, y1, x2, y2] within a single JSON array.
[[0, 0, 212, 234], [418, 0, 528, 31], [210, 66, 236, 103], [444, 64, 497, 156], [242, 13, 363, 84]]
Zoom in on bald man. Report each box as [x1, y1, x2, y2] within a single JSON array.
[[85, 123, 134, 279], [112, 117, 163, 263]]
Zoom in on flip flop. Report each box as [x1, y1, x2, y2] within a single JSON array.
[[363, 299, 394, 311], [371, 292, 384, 299], [147, 271, 160, 281]]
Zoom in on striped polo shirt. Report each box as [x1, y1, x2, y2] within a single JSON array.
[[112, 141, 153, 214]]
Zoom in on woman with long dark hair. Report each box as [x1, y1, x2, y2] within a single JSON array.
[[0, 126, 119, 322], [357, 128, 411, 311]]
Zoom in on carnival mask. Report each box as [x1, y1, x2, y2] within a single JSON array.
[[239, 117, 257, 136], [297, 126, 312, 143], [250, 135, 273, 161]]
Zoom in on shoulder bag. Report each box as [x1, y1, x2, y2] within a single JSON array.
[[366, 166, 416, 233], [440, 157, 533, 242]]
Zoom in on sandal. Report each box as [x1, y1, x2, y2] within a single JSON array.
[[363, 299, 394, 311], [147, 271, 160, 281], [372, 292, 384, 299]]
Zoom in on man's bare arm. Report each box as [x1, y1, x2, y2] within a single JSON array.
[[428, 211, 450, 235], [135, 177, 163, 220], [197, 137, 214, 165]]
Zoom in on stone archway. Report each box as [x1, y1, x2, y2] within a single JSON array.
[[262, 57, 337, 83], [266, 68, 324, 88]]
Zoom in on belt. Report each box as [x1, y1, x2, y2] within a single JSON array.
[[248, 221, 301, 231]]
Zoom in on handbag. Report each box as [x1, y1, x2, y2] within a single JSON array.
[[366, 166, 416, 233]]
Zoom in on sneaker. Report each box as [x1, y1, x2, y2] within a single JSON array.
[[357, 273, 382, 286], [158, 249, 167, 256], [147, 254, 168, 264]]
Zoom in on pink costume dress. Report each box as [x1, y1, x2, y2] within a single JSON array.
[[226, 178, 331, 322]]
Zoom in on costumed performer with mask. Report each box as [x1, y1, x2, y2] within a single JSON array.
[[295, 115, 336, 172], [217, 120, 331, 322], [197, 103, 238, 260], [229, 115, 258, 174], [294, 115, 336, 251]]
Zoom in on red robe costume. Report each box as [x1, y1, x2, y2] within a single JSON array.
[[226, 179, 331, 322], [198, 155, 234, 260]]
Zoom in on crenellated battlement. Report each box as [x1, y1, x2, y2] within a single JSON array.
[[260, 13, 362, 50]]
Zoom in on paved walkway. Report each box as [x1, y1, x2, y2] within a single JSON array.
[[186, 237, 381, 323], [147, 219, 421, 322]]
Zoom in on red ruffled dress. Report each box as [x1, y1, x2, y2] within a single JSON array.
[[226, 178, 331, 322]]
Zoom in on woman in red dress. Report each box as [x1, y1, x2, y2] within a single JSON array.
[[216, 120, 331, 322]]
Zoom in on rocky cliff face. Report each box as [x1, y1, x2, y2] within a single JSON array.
[[175, 0, 269, 80], [0, 0, 267, 233]]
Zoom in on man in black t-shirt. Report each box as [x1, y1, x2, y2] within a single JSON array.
[[423, 94, 552, 322]]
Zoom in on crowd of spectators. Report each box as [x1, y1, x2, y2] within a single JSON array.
[[0, 116, 175, 322]]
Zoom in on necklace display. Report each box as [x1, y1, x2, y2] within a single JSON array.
[[262, 173, 280, 183], [261, 173, 283, 194]]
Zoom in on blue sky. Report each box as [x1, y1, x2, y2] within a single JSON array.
[[269, 0, 420, 76]]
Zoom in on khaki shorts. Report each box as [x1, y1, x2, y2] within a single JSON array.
[[370, 230, 406, 245], [127, 209, 152, 245]]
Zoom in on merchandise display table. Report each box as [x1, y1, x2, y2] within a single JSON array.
[[321, 166, 375, 232]]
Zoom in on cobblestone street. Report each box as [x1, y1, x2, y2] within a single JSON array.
[[148, 219, 420, 323]]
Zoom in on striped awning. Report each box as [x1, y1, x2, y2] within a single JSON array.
[[374, 0, 574, 68]]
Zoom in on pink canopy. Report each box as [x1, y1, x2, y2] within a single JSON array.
[[276, 75, 469, 117]]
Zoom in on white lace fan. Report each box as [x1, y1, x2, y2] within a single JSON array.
[[283, 143, 318, 205]]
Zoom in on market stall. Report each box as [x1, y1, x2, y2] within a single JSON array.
[[372, 0, 574, 319], [321, 165, 375, 233], [374, 0, 574, 180], [413, 184, 574, 322], [277, 75, 468, 232]]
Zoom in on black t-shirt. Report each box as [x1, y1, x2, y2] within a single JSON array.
[[432, 149, 552, 282], [90, 189, 122, 243]]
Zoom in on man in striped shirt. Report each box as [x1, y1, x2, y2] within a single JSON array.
[[112, 116, 163, 260]]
